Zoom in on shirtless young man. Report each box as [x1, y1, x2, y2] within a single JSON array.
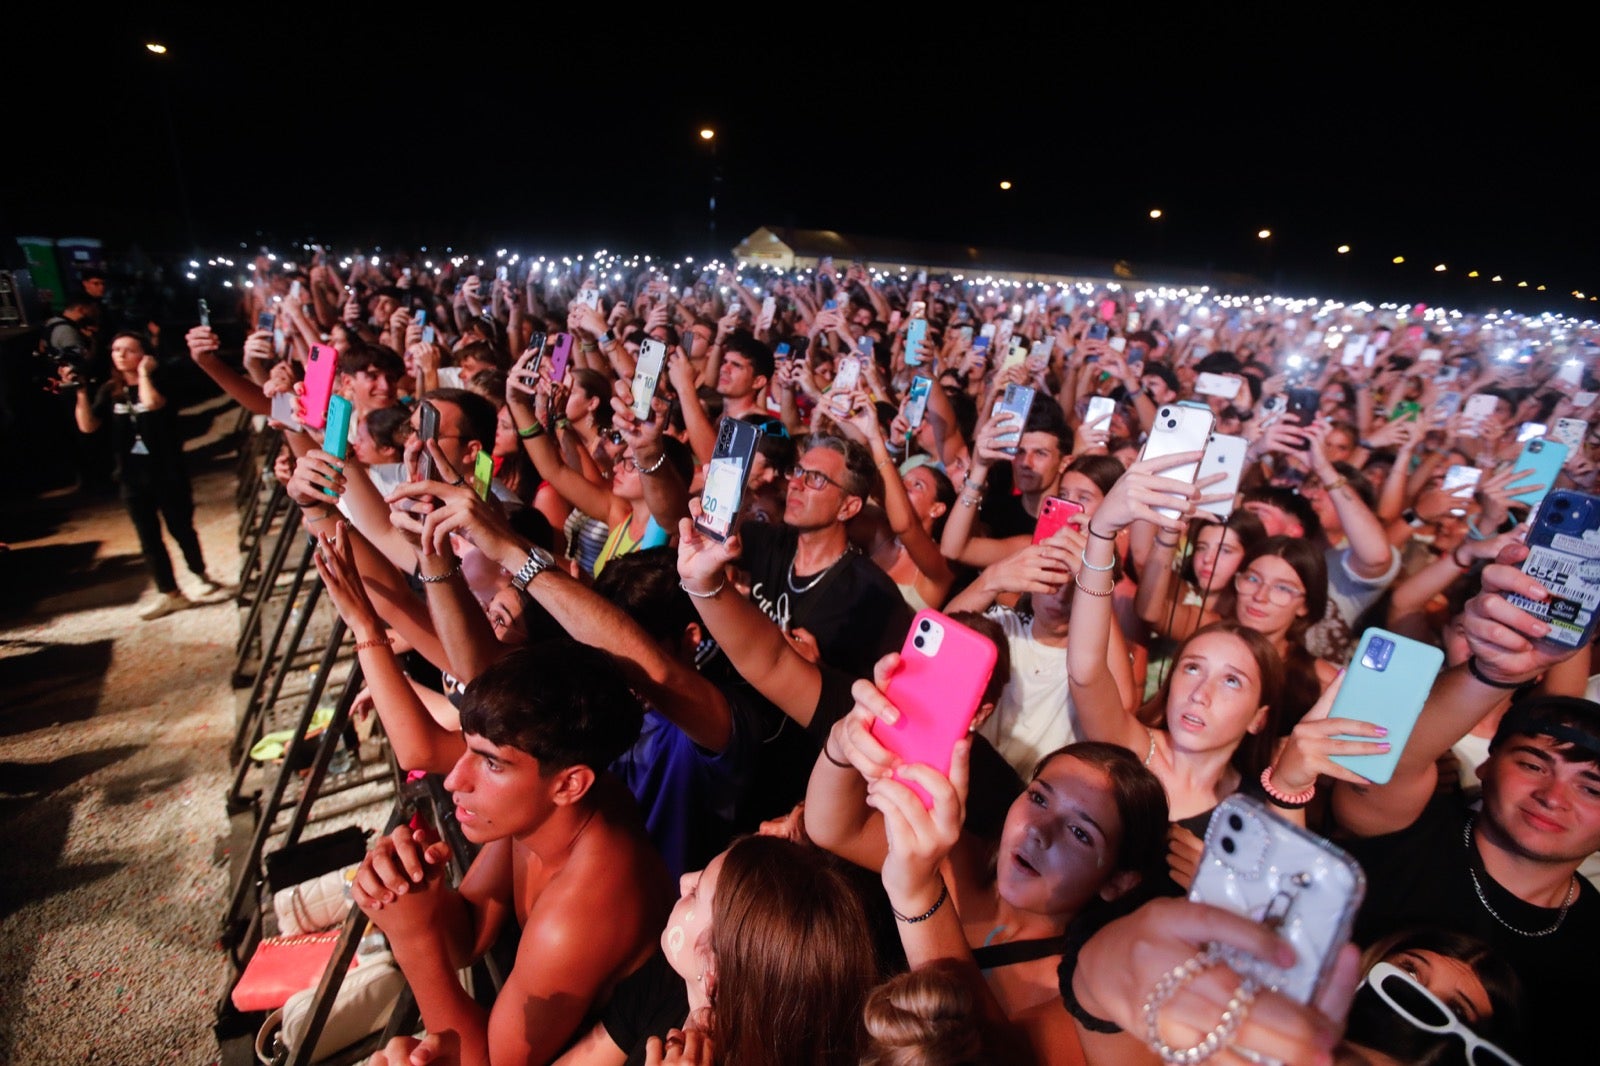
[[355, 641, 670, 1066]]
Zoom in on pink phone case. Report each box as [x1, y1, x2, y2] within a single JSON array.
[[873, 610, 1000, 808], [300, 344, 339, 430]]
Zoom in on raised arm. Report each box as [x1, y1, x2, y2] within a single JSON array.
[[185, 325, 271, 416]]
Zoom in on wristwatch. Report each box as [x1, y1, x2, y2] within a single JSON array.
[[597, 330, 616, 347], [509, 546, 557, 590]]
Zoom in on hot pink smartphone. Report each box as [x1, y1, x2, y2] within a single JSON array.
[[300, 343, 339, 431], [1033, 496, 1084, 545], [872, 610, 999, 808]]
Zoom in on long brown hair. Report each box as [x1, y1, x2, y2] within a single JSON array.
[[1139, 622, 1285, 780], [709, 837, 878, 1066]]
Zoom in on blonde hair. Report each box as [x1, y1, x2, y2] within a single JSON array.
[[860, 962, 986, 1066]]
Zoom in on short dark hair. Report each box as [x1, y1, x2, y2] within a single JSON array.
[[425, 387, 497, 450], [365, 405, 412, 452], [1141, 362, 1179, 395], [338, 342, 405, 380], [1243, 485, 1323, 542], [458, 641, 644, 774], [592, 548, 695, 647], [1194, 351, 1243, 376], [723, 330, 775, 381], [1022, 398, 1072, 455], [110, 330, 150, 353], [1065, 454, 1125, 498]]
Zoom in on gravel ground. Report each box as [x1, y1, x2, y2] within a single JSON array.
[[1, 440, 245, 1065]]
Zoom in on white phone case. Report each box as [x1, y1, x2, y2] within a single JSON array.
[[1195, 434, 1248, 519], [1552, 418, 1588, 450], [1190, 795, 1365, 1004], [1139, 405, 1216, 519], [632, 339, 667, 421]]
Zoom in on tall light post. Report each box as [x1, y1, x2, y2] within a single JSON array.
[[699, 128, 719, 250], [146, 42, 196, 252]]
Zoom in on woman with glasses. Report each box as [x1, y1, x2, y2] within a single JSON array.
[[1224, 536, 1339, 729]]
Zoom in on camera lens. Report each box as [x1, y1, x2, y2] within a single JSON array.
[[1167, 419, 1177, 429], [1221, 837, 1236, 855], [1228, 813, 1244, 831], [913, 635, 925, 649], [919, 619, 931, 632]]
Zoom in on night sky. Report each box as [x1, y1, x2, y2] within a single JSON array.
[[9, 9, 1593, 312]]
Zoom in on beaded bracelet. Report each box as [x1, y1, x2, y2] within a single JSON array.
[[417, 565, 462, 584], [891, 881, 949, 924], [1074, 573, 1114, 598], [1080, 551, 1116, 573], [354, 636, 394, 652], [678, 579, 725, 600], [1323, 475, 1350, 494], [638, 452, 669, 476]]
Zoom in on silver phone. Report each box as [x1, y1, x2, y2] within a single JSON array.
[[1139, 404, 1216, 519]]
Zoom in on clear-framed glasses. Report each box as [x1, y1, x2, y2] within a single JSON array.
[[788, 465, 845, 492], [1233, 570, 1306, 606], [1362, 962, 1522, 1066]]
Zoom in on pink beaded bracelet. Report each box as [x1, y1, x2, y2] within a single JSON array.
[[1260, 766, 1316, 809]]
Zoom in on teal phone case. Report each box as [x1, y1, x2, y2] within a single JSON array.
[[1509, 437, 1568, 511], [1328, 627, 1444, 785]]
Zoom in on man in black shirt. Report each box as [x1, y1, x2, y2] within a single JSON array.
[[740, 434, 911, 678], [1320, 547, 1600, 1064], [70, 332, 219, 619]]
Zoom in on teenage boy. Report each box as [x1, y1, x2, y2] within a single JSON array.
[[353, 641, 669, 1066]]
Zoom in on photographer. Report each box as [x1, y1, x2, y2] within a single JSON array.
[[68, 331, 223, 619]]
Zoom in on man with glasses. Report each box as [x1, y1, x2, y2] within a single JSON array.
[[1314, 557, 1600, 1065], [739, 435, 911, 677]]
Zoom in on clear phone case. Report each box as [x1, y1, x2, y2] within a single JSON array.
[[1189, 795, 1366, 1003]]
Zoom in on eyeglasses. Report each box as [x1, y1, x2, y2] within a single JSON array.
[[788, 465, 847, 492], [1233, 570, 1306, 606], [1362, 963, 1521, 1066]]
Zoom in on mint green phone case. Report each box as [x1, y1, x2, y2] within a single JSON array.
[[1328, 627, 1444, 785]]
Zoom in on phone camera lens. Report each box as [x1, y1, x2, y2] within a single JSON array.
[[1228, 813, 1244, 831], [1220, 836, 1236, 855], [919, 619, 932, 632], [913, 635, 926, 649], [1167, 419, 1177, 429]]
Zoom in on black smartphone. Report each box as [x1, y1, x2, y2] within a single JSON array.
[[198, 299, 211, 328], [417, 400, 440, 483], [256, 311, 275, 332], [696, 418, 761, 541]]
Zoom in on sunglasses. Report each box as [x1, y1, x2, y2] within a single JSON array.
[[1362, 963, 1521, 1066]]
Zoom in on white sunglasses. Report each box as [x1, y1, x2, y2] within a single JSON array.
[[1362, 962, 1521, 1066]]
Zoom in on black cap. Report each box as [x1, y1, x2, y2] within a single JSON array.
[[1491, 694, 1600, 762]]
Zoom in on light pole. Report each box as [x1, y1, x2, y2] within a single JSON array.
[[146, 42, 197, 252], [699, 128, 719, 250]]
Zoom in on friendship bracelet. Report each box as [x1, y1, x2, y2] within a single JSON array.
[[1323, 475, 1350, 494], [354, 636, 394, 652], [1086, 524, 1116, 541], [1467, 654, 1525, 690], [678, 579, 726, 600], [1154, 536, 1179, 549], [638, 452, 669, 476], [1080, 551, 1117, 573], [1259, 766, 1316, 809], [891, 881, 949, 924], [302, 509, 338, 525], [1074, 573, 1114, 598], [517, 421, 545, 440], [821, 742, 852, 769], [417, 565, 462, 584]]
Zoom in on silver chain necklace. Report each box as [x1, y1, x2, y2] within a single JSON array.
[[1462, 816, 1577, 937], [787, 550, 846, 595]]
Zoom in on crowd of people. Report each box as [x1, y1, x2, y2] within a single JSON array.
[[66, 246, 1600, 1064]]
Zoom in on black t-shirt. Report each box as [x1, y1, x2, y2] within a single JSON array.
[[806, 665, 1024, 844], [977, 463, 1034, 540], [599, 948, 689, 1066], [739, 522, 912, 679], [91, 365, 185, 491], [1343, 797, 1600, 1064]]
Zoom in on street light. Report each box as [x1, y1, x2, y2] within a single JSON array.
[[1257, 229, 1272, 240], [1434, 264, 1447, 272], [699, 128, 715, 141], [1392, 256, 1406, 265], [145, 42, 168, 55], [1468, 271, 1480, 278], [1149, 208, 1163, 219], [1336, 244, 1351, 254], [999, 181, 1013, 190]]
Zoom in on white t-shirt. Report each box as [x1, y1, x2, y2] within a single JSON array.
[[977, 607, 1080, 778]]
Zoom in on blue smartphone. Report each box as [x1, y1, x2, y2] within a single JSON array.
[[905, 376, 933, 430], [1509, 437, 1567, 511], [994, 384, 1036, 454], [905, 318, 929, 367], [414, 309, 427, 327], [1512, 490, 1600, 650], [1328, 628, 1444, 785], [1087, 322, 1109, 342], [321, 396, 354, 497]]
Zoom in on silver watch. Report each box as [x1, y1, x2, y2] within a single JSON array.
[[509, 546, 556, 590]]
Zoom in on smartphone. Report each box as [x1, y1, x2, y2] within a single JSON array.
[[1138, 404, 1216, 519], [632, 338, 667, 421], [833, 354, 862, 394], [1000, 337, 1029, 373], [1417, 347, 1443, 363], [905, 318, 929, 367], [577, 287, 601, 310], [1574, 391, 1598, 407], [1195, 434, 1249, 520], [473, 451, 494, 501], [256, 311, 276, 333], [547, 332, 574, 384], [1190, 795, 1365, 1005], [1509, 437, 1568, 511], [322, 395, 354, 482], [1327, 628, 1446, 785], [904, 376, 932, 431], [417, 400, 440, 484], [1516, 422, 1548, 444], [1442, 465, 1482, 514], [1558, 360, 1585, 386], [873, 610, 999, 809], [696, 417, 761, 541], [1085, 395, 1117, 430], [414, 309, 427, 328], [1125, 309, 1142, 332], [1086, 322, 1109, 343], [1512, 490, 1600, 649], [1552, 417, 1589, 450], [269, 392, 301, 432], [979, 323, 997, 340], [759, 296, 776, 331], [1033, 496, 1084, 545], [1194, 372, 1242, 400], [300, 343, 340, 431], [1107, 336, 1128, 355], [1435, 364, 1459, 384], [1430, 391, 1462, 422], [994, 384, 1036, 454], [421, 324, 436, 345], [858, 336, 876, 364], [1462, 394, 1498, 430], [1097, 298, 1118, 322], [969, 334, 988, 360], [774, 342, 791, 364], [198, 299, 211, 328], [1285, 387, 1320, 430]]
